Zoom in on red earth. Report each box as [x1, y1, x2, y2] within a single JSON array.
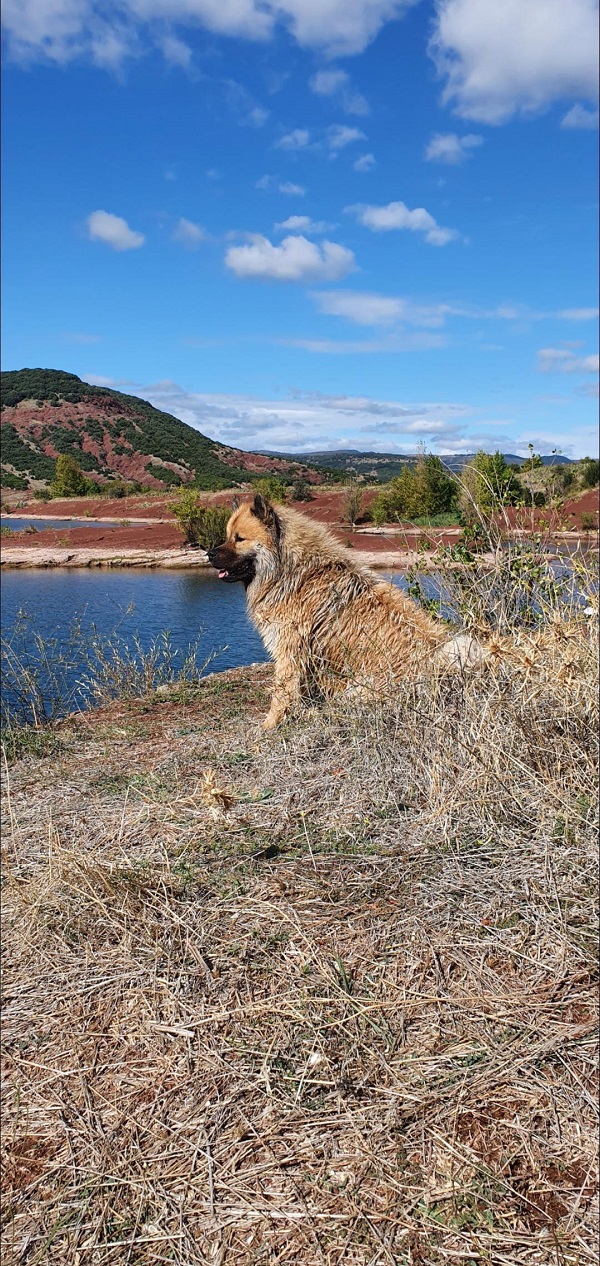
[[2, 485, 598, 554]]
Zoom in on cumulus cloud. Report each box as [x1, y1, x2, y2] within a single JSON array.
[[429, 0, 599, 124], [275, 128, 311, 150], [86, 210, 145, 250], [327, 124, 366, 149], [538, 346, 599, 373], [224, 233, 356, 282], [561, 103, 599, 129], [278, 181, 307, 195], [1, 0, 418, 64], [353, 152, 376, 171], [172, 217, 205, 248], [424, 132, 483, 163], [346, 200, 459, 245], [275, 215, 334, 234]]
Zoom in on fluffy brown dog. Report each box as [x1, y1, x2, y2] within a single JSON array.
[[208, 493, 474, 729]]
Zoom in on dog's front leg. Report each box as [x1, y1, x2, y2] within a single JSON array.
[[262, 652, 302, 730]]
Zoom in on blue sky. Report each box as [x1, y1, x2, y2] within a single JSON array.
[[2, 0, 598, 457]]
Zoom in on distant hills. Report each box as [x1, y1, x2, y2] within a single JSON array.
[[0, 369, 331, 492], [262, 448, 575, 482]]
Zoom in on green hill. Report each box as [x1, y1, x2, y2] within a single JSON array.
[[0, 369, 328, 492]]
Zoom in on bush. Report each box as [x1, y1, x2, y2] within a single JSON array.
[[581, 511, 598, 531], [253, 476, 288, 504], [0, 469, 29, 491], [171, 488, 230, 548], [290, 478, 313, 502], [579, 457, 599, 489], [33, 487, 52, 502]]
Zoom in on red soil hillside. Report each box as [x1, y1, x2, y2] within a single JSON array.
[[0, 368, 331, 492]]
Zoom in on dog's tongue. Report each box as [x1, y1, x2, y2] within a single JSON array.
[[218, 569, 229, 580]]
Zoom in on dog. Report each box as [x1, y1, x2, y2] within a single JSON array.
[[208, 493, 479, 729]]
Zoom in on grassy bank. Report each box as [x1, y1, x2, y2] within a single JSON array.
[[1, 595, 598, 1263]]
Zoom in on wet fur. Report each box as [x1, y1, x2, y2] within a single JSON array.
[[209, 495, 466, 729]]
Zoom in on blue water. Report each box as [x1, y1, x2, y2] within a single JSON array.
[[1, 567, 267, 672], [1, 517, 119, 532], [0, 567, 412, 722]]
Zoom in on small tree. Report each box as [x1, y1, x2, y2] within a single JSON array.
[[50, 454, 90, 498], [461, 451, 523, 518], [341, 481, 364, 529], [253, 476, 288, 504]]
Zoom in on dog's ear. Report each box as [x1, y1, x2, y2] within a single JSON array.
[[252, 492, 273, 524], [231, 496, 240, 511]]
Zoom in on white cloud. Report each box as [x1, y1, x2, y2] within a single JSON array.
[[311, 290, 460, 327], [275, 215, 334, 234], [224, 233, 356, 282], [86, 210, 145, 251], [275, 128, 311, 150], [559, 307, 599, 320], [424, 132, 483, 163], [278, 181, 307, 195], [309, 67, 369, 115], [327, 124, 366, 149], [561, 103, 599, 129], [2, 1, 420, 63], [310, 69, 348, 95], [159, 34, 192, 68], [538, 346, 600, 373], [245, 105, 269, 126], [282, 333, 446, 353], [353, 152, 376, 171], [346, 200, 459, 245], [172, 217, 205, 248], [429, 0, 599, 124]]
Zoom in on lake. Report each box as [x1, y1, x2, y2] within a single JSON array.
[[1, 517, 120, 532], [0, 567, 410, 722]]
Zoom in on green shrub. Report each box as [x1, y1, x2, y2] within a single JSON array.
[[290, 478, 313, 502], [33, 487, 52, 501], [253, 476, 288, 504], [579, 457, 599, 489], [581, 511, 598, 531], [0, 469, 28, 491], [171, 488, 230, 548]]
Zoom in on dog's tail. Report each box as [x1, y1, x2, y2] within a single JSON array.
[[435, 631, 487, 671]]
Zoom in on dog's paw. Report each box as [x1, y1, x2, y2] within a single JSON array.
[[261, 711, 280, 731]]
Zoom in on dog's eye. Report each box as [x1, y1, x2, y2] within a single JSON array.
[[234, 534, 245, 543]]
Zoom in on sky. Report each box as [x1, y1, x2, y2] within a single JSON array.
[[1, 0, 599, 458]]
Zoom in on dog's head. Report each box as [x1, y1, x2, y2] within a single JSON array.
[[207, 493, 281, 586]]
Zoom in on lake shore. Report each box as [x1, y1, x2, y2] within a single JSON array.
[[0, 542, 461, 570]]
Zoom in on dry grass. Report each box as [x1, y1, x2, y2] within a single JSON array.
[[1, 619, 598, 1265]]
